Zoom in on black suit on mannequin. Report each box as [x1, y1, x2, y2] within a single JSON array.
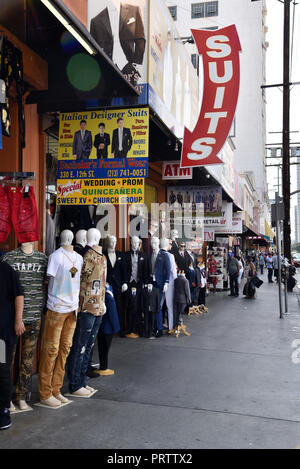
[[123, 250, 148, 335], [103, 250, 125, 332]]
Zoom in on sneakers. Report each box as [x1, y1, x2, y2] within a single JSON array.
[[0, 408, 12, 431]]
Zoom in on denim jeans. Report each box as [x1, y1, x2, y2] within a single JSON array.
[[67, 313, 102, 393]]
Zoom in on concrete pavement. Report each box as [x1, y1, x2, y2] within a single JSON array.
[[2, 269, 300, 449]]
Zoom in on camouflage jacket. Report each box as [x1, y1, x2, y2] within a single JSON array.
[[79, 247, 107, 316]]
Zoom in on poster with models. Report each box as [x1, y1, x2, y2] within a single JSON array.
[[167, 185, 222, 217], [148, 0, 199, 139], [88, 0, 148, 90]]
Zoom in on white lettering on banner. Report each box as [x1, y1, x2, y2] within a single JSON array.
[[180, 25, 241, 167], [162, 162, 193, 179]]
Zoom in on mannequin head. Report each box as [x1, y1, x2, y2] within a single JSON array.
[[131, 236, 140, 252], [171, 229, 178, 241], [87, 228, 101, 247], [60, 230, 74, 246], [107, 235, 117, 251], [160, 238, 169, 251], [75, 230, 87, 247], [151, 236, 160, 253]]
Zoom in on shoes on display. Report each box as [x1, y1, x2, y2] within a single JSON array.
[[96, 369, 115, 376], [17, 400, 29, 410], [40, 396, 61, 407], [86, 368, 100, 379], [0, 408, 11, 431], [85, 385, 96, 392], [9, 402, 15, 412], [154, 330, 163, 338], [54, 394, 70, 404], [125, 333, 139, 338], [71, 387, 91, 397]]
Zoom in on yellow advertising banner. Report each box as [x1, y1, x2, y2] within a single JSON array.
[[58, 108, 149, 161], [57, 178, 144, 205]]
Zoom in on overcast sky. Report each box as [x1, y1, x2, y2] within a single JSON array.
[[265, 0, 300, 237]]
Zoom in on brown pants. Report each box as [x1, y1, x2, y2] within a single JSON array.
[[12, 319, 41, 400], [38, 310, 76, 400]]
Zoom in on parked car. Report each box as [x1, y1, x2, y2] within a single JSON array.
[[292, 254, 300, 268]]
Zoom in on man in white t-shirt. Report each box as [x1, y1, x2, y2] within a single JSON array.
[[38, 244, 83, 407]]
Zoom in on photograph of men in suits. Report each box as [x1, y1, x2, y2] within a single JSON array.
[[72, 120, 92, 160], [93, 123, 111, 159], [89, 1, 146, 87], [111, 117, 133, 158]]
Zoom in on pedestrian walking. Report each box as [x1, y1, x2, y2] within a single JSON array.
[[243, 257, 256, 299], [236, 256, 244, 294], [227, 252, 240, 297], [259, 252, 265, 275], [272, 253, 279, 282], [266, 252, 273, 283], [0, 262, 25, 431]]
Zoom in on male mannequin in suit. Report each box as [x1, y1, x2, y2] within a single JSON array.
[[73, 120, 92, 160], [103, 235, 126, 335], [123, 236, 148, 338], [111, 117, 133, 158], [148, 237, 171, 338], [93, 123, 110, 159], [90, 2, 146, 86]]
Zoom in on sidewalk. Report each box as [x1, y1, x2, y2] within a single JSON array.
[[2, 269, 300, 449]]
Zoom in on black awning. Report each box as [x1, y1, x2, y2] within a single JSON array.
[[26, 0, 138, 112]]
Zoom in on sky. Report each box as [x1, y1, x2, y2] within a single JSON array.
[[265, 0, 300, 239]]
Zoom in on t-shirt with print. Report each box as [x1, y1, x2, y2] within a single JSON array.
[[2, 248, 47, 324], [80, 247, 107, 316], [47, 247, 83, 313]]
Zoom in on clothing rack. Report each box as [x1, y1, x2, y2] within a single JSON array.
[[0, 172, 35, 183]]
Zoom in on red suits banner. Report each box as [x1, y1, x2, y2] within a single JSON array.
[[180, 25, 241, 167]]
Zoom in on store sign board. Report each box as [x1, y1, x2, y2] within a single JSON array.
[[167, 185, 223, 217], [204, 201, 232, 227], [162, 161, 192, 180], [56, 178, 144, 206], [215, 211, 243, 234], [204, 229, 215, 242], [180, 25, 241, 168]]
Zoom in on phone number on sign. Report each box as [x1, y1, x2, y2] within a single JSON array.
[[58, 169, 147, 179]]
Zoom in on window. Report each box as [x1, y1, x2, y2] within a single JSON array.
[[168, 6, 177, 21], [191, 2, 218, 19]]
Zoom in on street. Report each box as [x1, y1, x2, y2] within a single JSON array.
[[2, 270, 300, 449]]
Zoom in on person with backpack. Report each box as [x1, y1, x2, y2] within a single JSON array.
[[227, 252, 240, 297]]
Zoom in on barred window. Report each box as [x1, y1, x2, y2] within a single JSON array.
[[168, 6, 177, 21], [191, 2, 218, 19]]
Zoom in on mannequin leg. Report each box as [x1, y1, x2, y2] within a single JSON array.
[[15, 320, 40, 401], [67, 313, 101, 393], [198, 287, 206, 306], [39, 310, 69, 401], [165, 282, 174, 331], [51, 312, 76, 398], [98, 332, 113, 370], [0, 343, 14, 409]]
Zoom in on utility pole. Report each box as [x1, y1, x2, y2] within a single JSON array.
[[282, 0, 291, 260]]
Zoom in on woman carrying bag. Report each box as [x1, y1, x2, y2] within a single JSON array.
[[243, 258, 256, 299]]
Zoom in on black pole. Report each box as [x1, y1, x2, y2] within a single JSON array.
[[282, 0, 291, 261]]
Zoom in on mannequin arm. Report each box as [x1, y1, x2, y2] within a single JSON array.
[[121, 283, 128, 293], [163, 283, 168, 293], [148, 283, 153, 292]]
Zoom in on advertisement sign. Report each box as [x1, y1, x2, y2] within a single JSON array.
[[167, 185, 222, 217], [58, 108, 149, 163], [214, 211, 243, 234], [148, 0, 199, 139], [180, 25, 241, 167], [56, 107, 148, 205], [162, 161, 192, 180], [57, 178, 144, 205], [88, 0, 148, 92], [204, 202, 232, 227]]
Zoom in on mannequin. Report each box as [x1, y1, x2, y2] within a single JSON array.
[[74, 229, 87, 256], [148, 237, 171, 337], [195, 257, 207, 307], [103, 235, 126, 336], [165, 238, 178, 332], [67, 228, 107, 396], [187, 262, 196, 306], [2, 242, 47, 411], [123, 236, 148, 338], [172, 271, 191, 337], [38, 230, 83, 407]]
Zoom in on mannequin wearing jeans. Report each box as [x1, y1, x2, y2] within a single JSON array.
[[38, 230, 83, 407], [67, 228, 107, 396]]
